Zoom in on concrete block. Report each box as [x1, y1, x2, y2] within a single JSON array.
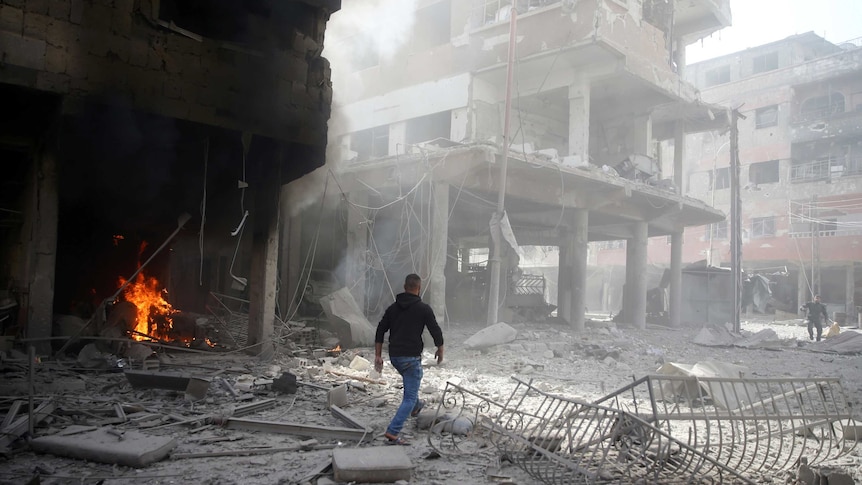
[[0, 31, 46, 70], [332, 447, 412, 483], [110, 5, 131, 34], [36, 70, 69, 92], [69, 0, 82, 23], [23, 11, 49, 40], [45, 19, 77, 48], [2, 0, 26, 9], [31, 427, 176, 468], [47, 0, 69, 20], [843, 424, 862, 441], [327, 384, 348, 408], [26, 0, 49, 15], [45, 44, 65, 72], [0, 5, 24, 33]]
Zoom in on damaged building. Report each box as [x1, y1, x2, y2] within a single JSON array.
[[0, 0, 341, 353], [298, 0, 732, 329], [592, 32, 862, 323]]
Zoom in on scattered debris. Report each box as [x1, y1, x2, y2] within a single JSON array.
[[463, 322, 517, 349], [332, 447, 413, 483]]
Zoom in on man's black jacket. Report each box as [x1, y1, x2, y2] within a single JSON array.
[[375, 292, 444, 357]]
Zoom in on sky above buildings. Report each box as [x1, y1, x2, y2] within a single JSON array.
[[686, 0, 862, 63]]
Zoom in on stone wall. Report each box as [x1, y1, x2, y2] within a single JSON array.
[[0, 0, 339, 149]]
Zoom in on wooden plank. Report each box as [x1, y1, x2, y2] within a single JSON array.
[[1, 401, 23, 429], [220, 417, 373, 442], [0, 400, 55, 448]]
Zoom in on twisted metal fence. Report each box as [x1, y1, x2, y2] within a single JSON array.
[[428, 375, 857, 484]]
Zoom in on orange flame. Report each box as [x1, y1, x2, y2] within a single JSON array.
[[118, 272, 176, 342], [329, 345, 342, 352]]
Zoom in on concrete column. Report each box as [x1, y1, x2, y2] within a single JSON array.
[[669, 231, 683, 327], [426, 182, 449, 321], [625, 222, 648, 329], [797, 265, 808, 309], [631, 114, 653, 156], [248, 152, 280, 358], [568, 80, 591, 165], [26, 144, 58, 355], [568, 209, 588, 331], [346, 192, 369, 313], [279, 185, 302, 319], [846, 264, 856, 326], [673, 121, 685, 194], [557, 230, 571, 322], [673, 37, 686, 78]]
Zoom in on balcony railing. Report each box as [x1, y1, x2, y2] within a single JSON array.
[[790, 157, 862, 183], [470, 0, 560, 28]]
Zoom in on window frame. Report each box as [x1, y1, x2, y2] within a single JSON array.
[[752, 51, 779, 74], [749, 159, 780, 185], [755, 105, 778, 129], [751, 216, 776, 238], [704, 65, 731, 87]]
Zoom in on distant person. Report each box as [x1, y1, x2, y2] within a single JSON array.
[[374, 273, 444, 445], [800, 294, 830, 341]]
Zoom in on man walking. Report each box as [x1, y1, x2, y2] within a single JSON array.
[[374, 274, 444, 445], [800, 294, 830, 341]]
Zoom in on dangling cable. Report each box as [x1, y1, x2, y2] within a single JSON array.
[[199, 138, 209, 286]]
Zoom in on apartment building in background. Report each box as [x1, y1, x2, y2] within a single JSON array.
[[597, 32, 862, 321]]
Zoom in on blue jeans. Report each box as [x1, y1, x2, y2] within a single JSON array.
[[386, 356, 423, 436]]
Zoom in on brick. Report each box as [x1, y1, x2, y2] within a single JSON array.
[[45, 18, 77, 47], [127, 39, 148, 67], [105, 35, 129, 62], [26, 0, 49, 15], [80, 3, 110, 29], [36, 70, 70, 92], [163, 79, 181, 99], [1, 0, 26, 8], [162, 52, 182, 74], [110, 7, 131, 35], [0, 4, 23, 33], [23, 11, 49, 40], [45, 43, 65, 72], [0, 30, 46, 70], [64, 52, 87, 79], [69, 0, 82, 23], [47, 0, 69, 20], [147, 47, 165, 70]]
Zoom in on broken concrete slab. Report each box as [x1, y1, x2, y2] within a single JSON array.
[[124, 369, 198, 392], [332, 447, 412, 483], [272, 372, 297, 394], [327, 384, 348, 408], [319, 287, 376, 347], [463, 322, 517, 349], [30, 426, 176, 467], [218, 417, 373, 442]]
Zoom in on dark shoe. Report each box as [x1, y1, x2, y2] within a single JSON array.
[[384, 433, 410, 446], [809, 335, 814, 340], [411, 399, 425, 417]]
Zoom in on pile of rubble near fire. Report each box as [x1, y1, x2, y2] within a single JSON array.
[[1, 301, 861, 484]]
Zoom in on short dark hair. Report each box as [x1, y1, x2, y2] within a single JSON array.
[[404, 273, 421, 290]]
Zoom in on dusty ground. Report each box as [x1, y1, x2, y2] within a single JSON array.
[[1, 316, 860, 484]]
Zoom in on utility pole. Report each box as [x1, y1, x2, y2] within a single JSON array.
[[730, 109, 745, 333], [811, 194, 820, 297], [487, 9, 517, 326]]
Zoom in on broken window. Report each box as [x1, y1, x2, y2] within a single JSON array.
[[470, 0, 559, 28], [405, 111, 452, 145], [749, 160, 779, 185], [755, 105, 778, 128], [350, 125, 389, 161], [751, 216, 776, 238], [704, 65, 730, 87], [711, 220, 728, 239], [800, 93, 845, 120], [352, 34, 380, 71], [413, 1, 451, 51], [713, 166, 730, 190], [752, 52, 779, 74]]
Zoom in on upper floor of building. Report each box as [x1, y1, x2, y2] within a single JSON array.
[[327, 0, 731, 106]]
